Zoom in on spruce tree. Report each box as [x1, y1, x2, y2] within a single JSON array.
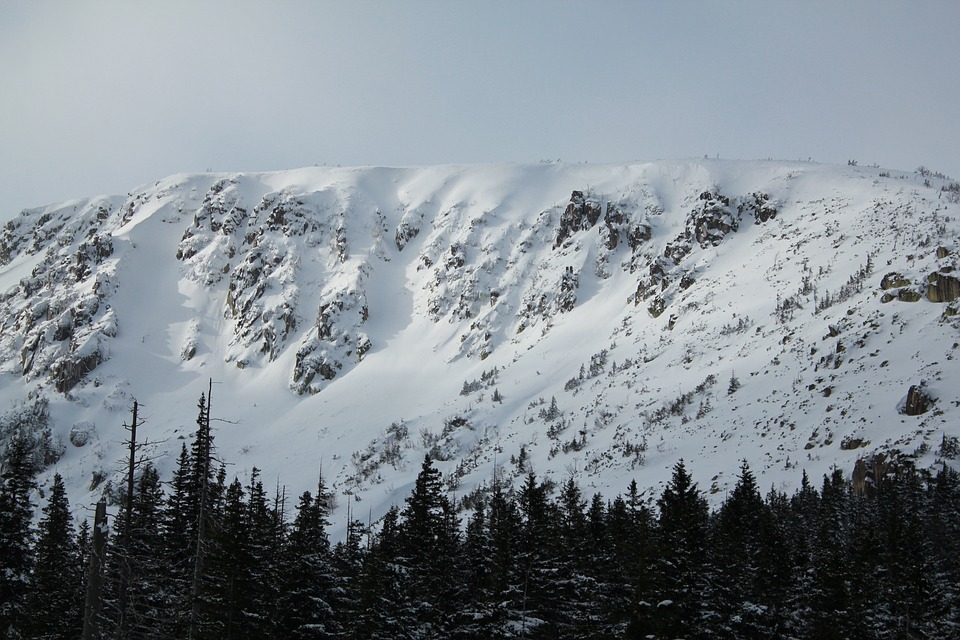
[[104, 463, 168, 639], [279, 486, 335, 637], [631, 459, 709, 639], [516, 472, 557, 638], [709, 461, 778, 636], [161, 443, 195, 637], [604, 491, 656, 637], [28, 473, 82, 639], [485, 478, 524, 637], [551, 477, 595, 638], [808, 469, 853, 639], [329, 517, 367, 639], [0, 431, 36, 639], [456, 497, 496, 639], [198, 476, 247, 639], [399, 455, 461, 638], [355, 506, 409, 639], [242, 468, 282, 638]]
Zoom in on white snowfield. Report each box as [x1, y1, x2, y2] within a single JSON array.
[[1, 159, 956, 531]]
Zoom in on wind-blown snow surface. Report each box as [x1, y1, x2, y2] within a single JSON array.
[[1, 160, 957, 530]]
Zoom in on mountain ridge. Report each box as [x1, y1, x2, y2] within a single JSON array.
[[1, 159, 957, 528]]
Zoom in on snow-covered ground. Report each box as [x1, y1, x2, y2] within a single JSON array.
[[1, 159, 957, 534]]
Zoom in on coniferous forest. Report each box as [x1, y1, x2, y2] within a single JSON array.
[[1, 394, 959, 639]]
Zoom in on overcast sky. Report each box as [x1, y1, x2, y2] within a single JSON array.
[[1, 0, 957, 219]]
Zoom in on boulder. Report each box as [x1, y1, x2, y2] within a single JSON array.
[[926, 271, 960, 302], [903, 384, 932, 416], [880, 272, 911, 290]]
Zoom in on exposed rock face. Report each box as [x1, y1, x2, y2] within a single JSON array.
[[555, 190, 603, 248], [648, 296, 666, 318], [53, 351, 102, 393], [880, 272, 912, 290], [291, 288, 370, 395], [738, 191, 778, 224], [926, 271, 960, 303], [903, 384, 932, 416], [0, 197, 123, 391], [627, 222, 653, 251], [395, 220, 420, 251], [601, 203, 625, 250], [852, 454, 890, 496], [689, 190, 738, 247]]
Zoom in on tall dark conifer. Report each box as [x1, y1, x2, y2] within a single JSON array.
[[709, 461, 777, 636], [809, 469, 853, 639], [455, 497, 495, 639], [551, 477, 595, 638], [279, 485, 335, 638], [28, 473, 81, 639], [161, 443, 194, 637], [242, 469, 282, 638], [199, 476, 247, 639], [399, 455, 461, 638], [355, 506, 408, 639], [485, 478, 524, 637], [630, 459, 709, 639], [118, 463, 168, 638], [0, 431, 36, 639], [329, 517, 367, 639], [516, 472, 557, 638]]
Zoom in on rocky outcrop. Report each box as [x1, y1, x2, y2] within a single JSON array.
[[903, 384, 932, 416], [689, 190, 738, 248], [291, 287, 371, 395], [738, 191, 778, 224], [0, 197, 123, 393], [852, 455, 890, 496], [880, 272, 911, 290], [926, 271, 960, 303], [648, 296, 666, 318], [898, 288, 922, 302], [555, 190, 603, 248]]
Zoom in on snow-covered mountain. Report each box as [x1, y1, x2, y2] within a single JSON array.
[[1, 160, 958, 526]]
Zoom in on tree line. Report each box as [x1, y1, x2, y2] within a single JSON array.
[[1, 393, 959, 638]]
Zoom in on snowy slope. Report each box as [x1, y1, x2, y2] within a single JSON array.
[[1, 160, 957, 529]]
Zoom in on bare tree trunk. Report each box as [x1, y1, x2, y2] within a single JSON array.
[[117, 400, 139, 638], [82, 499, 108, 640]]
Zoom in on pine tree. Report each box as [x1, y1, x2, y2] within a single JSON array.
[[161, 443, 195, 637], [103, 463, 169, 639], [242, 468, 283, 637], [76, 518, 92, 627], [355, 506, 409, 639], [28, 473, 82, 639], [0, 430, 36, 639], [456, 497, 496, 639], [485, 478, 525, 637], [551, 477, 596, 638], [329, 517, 367, 638], [709, 461, 779, 636], [516, 472, 557, 638], [630, 459, 709, 639], [197, 476, 246, 639], [926, 466, 960, 638], [399, 455, 462, 638], [605, 490, 656, 637], [279, 485, 335, 638], [808, 469, 853, 639]]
